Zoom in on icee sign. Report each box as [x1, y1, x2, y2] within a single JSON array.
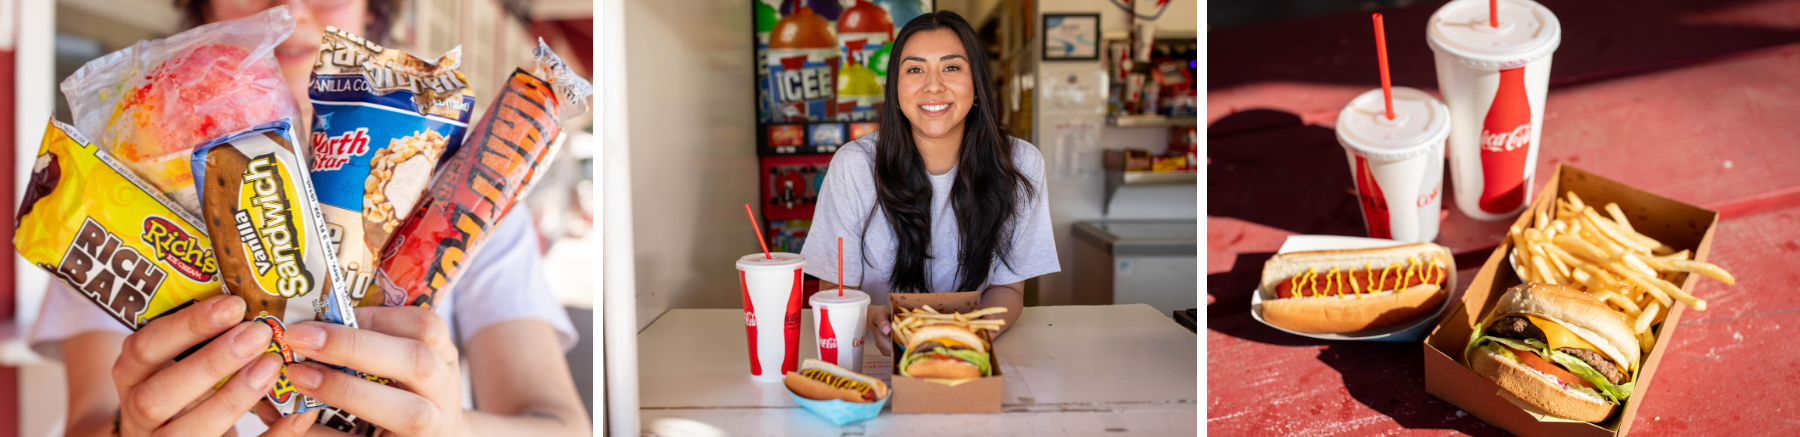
[[765, 52, 840, 122]]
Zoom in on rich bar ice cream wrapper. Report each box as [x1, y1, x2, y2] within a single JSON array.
[[16, 119, 223, 330], [308, 26, 475, 308]]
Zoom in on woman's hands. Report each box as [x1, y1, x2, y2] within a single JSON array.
[[111, 294, 318, 437], [280, 305, 464, 437]]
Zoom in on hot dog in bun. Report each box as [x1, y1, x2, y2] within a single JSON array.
[[784, 359, 889, 403], [1259, 242, 1454, 333], [1465, 283, 1639, 422]]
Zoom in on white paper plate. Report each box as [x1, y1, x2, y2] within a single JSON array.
[[1249, 235, 1460, 342]]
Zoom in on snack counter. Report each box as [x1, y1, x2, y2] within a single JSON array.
[[636, 304, 1197, 434]]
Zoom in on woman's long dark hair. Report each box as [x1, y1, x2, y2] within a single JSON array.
[[870, 11, 1034, 294]]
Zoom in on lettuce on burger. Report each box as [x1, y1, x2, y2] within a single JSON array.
[[1464, 283, 1640, 423], [898, 326, 992, 379]]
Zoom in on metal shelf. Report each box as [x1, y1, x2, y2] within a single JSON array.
[[1109, 115, 1199, 127], [1121, 170, 1197, 185], [1103, 150, 1196, 215]]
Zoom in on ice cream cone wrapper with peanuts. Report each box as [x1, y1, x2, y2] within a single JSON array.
[[307, 26, 476, 308]]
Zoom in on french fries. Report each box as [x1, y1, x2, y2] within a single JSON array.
[[1635, 303, 1660, 334], [889, 306, 1008, 346], [1509, 191, 1736, 351]]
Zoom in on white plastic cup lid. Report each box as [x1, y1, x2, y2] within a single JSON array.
[[810, 289, 871, 306], [736, 252, 805, 270], [1427, 0, 1561, 68], [1336, 87, 1451, 161]]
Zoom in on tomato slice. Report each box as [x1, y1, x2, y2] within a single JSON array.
[[1506, 346, 1595, 390]]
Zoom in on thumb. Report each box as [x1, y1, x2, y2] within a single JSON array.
[[257, 409, 320, 437], [874, 331, 893, 357], [868, 305, 890, 331]]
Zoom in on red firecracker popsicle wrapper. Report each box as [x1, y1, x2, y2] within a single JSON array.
[[370, 40, 592, 308]]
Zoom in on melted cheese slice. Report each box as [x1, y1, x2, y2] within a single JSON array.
[[1526, 315, 1628, 372], [936, 338, 970, 349]]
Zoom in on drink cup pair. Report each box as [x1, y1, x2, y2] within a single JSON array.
[[1340, 0, 1561, 241], [736, 253, 869, 382]]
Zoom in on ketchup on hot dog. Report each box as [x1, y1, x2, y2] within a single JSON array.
[[1275, 256, 1447, 299]]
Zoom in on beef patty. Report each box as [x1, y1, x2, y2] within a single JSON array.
[[1557, 347, 1628, 385], [1487, 315, 1628, 385], [1486, 315, 1547, 343]]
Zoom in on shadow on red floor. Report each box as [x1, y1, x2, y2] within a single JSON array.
[[1208, 109, 1367, 237]]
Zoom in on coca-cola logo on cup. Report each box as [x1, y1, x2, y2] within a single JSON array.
[[1364, 194, 1389, 212], [1480, 124, 1532, 153], [745, 311, 757, 326], [1417, 182, 1442, 208], [818, 338, 837, 349]]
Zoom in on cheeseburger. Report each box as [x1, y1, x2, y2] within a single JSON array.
[[1465, 283, 1639, 422], [898, 326, 992, 379]]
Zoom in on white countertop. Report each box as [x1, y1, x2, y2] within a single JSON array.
[[637, 304, 1198, 435]]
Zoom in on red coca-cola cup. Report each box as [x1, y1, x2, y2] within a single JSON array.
[[809, 289, 869, 373], [1427, 0, 1561, 221], [1336, 87, 1451, 243], [737, 253, 806, 382]]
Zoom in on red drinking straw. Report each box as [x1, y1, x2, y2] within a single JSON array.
[[1490, 0, 1498, 28], [1373, 13, 1394, 121], [745, 204, 771, 259], [837, 237, 844, 297]]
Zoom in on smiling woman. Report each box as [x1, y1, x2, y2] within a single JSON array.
[[800, 11, 1060, 357]]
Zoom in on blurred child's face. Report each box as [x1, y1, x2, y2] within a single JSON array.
[[207, 0, 371, 114]]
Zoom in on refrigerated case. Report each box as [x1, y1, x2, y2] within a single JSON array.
[[752, 0, 933, 303], [1071, 220, 1197, 318]]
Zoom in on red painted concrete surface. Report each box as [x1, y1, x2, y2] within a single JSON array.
[[1208, 2, 1800, 435]]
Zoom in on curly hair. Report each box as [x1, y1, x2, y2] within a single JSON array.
[[176, 0, 398, 43]]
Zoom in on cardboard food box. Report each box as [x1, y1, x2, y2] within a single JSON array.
[[1422, 164, 1720, 437], [887, 291, 1003, 414]]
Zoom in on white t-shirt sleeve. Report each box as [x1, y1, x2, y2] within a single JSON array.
[[987, 141, 1061, 286], [801, 144, 874, 288], [449, 208, 579, 352], [29, 280, 131, 361]]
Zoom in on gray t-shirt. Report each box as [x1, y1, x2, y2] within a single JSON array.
[[801, 133, 1060, 305]]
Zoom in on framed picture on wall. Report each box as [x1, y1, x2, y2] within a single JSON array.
[[1044, 13, 1100, 61]]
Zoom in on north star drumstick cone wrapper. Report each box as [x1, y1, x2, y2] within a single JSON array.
[[369, 40, 591, 308], [308, 26, 475, 309]]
